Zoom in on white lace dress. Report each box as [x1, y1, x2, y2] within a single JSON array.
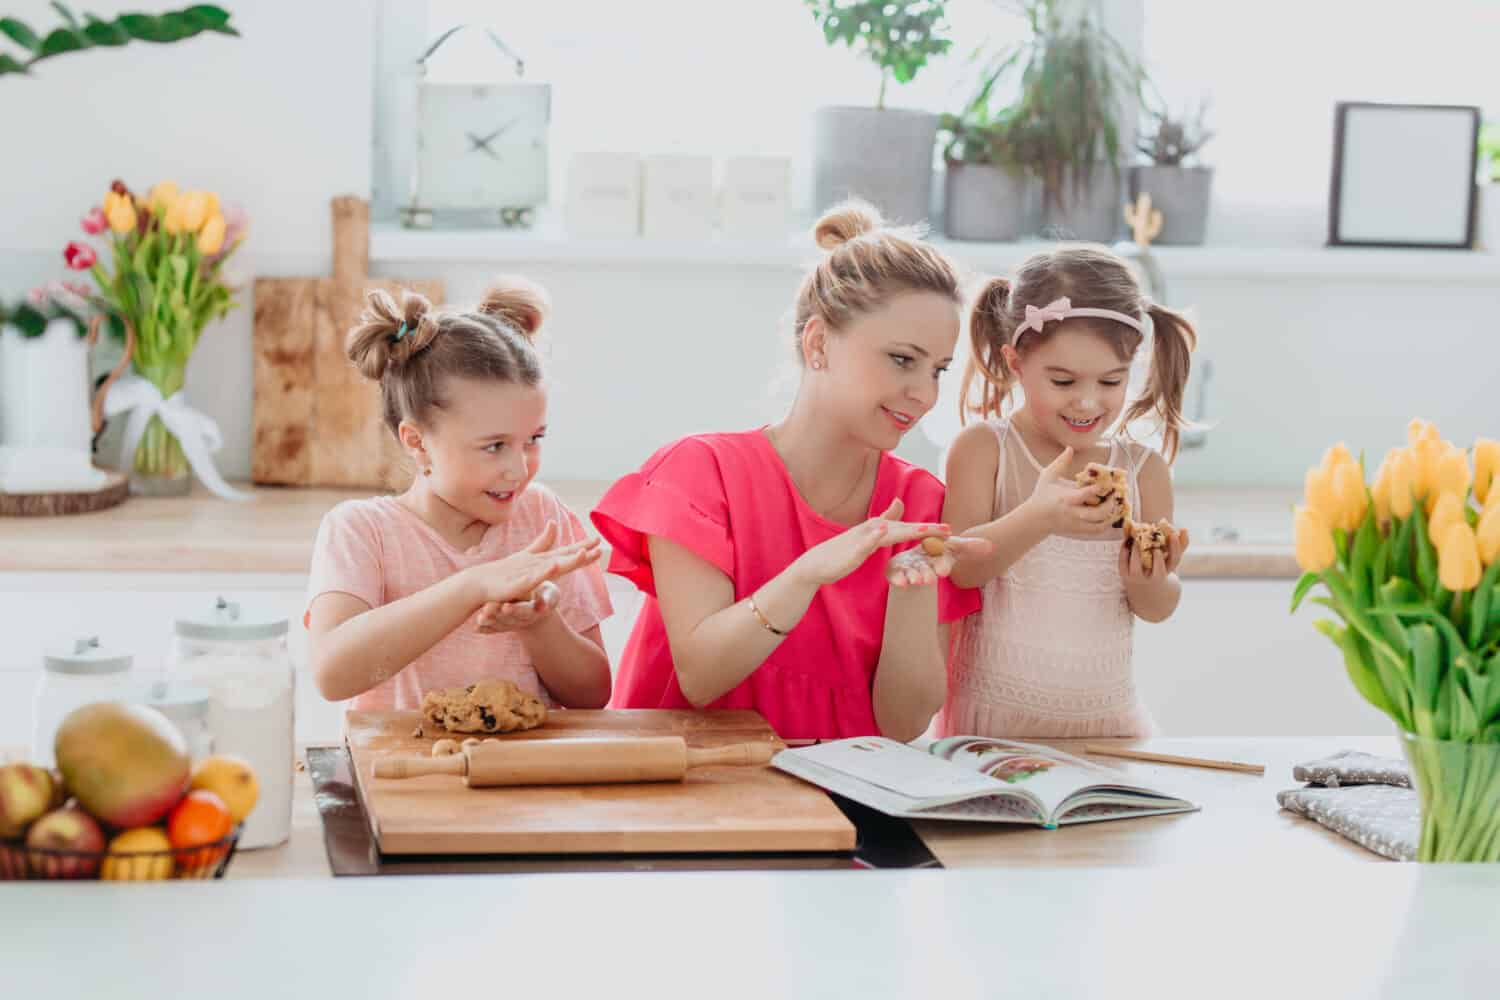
[[938, 416, 1157, 739]]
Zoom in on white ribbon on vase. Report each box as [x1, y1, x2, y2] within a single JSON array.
[[103, 374, 254, 502]]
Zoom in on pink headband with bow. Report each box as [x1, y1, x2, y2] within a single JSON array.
[[1014, 296, 1146, 341]]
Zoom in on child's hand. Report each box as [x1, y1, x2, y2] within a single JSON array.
[[793, 499, 948, 587], [1025, 447, 1118, 536], [466, 522, 601, 608], [475, 581, 561, 633], [1119, 526, 1190, 584], [885, 536, 994, 587]]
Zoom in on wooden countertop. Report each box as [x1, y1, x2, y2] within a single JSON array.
[[0, 482, 1298, 577], [224, 736, 1388, 880]]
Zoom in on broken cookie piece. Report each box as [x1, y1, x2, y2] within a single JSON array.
[[420, 679, 548, 735], [1123, 517, 1175, 573], [1075, 463, 1131, 528]]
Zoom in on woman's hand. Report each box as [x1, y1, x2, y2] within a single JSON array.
[[1023, 447, 1118, 537], [792, 499, 947, 587], [885, 536, 994, 587]]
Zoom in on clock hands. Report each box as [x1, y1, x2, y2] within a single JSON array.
[[466, 118, 520, 160]]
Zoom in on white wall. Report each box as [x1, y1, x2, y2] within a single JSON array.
[[3, 1, 1498, 492], [0, 0, 376, 481]]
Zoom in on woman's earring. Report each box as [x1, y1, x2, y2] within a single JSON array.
[[423, 466, 432, 476], [811, 359, 823, 370]]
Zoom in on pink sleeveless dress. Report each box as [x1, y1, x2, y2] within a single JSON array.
[[938, 416, 1157, 739]]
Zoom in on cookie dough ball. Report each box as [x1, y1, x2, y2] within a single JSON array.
[[420, 679, 549, 734]]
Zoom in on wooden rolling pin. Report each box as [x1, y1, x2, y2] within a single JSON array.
[[373, 737, 776, 787]]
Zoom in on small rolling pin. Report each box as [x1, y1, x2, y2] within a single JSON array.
[[373, 737, 775, 788]]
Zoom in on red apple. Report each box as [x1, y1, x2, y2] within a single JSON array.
[[25, 806, 106, 878]]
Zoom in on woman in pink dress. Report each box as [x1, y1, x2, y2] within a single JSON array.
[[592, 202, 988, 742]]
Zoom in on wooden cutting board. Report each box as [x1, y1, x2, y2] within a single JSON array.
[[345, 709, 857, 856], [252, 197, 443, 489]]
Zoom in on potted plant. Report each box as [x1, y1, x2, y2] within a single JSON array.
[[973, 0, 1142, 242], [1132, 99, 1215, 245], [939, 102, 1032, 241], [805, 0, 953, 225], [1291, 420, 1500, 861], [65, 179, 248, 496], [1475, 122, 1500, 251], [0, 283, 107, 494]]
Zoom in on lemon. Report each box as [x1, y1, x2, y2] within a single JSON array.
[[189, 755, 259, 825], [101, 827, 173, 881]]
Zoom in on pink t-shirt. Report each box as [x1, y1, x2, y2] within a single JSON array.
[[591, 431, 981, 740], [305, 484, 612, 712]]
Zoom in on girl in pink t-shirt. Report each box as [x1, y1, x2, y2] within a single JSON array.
[[306, 279, 612, 712], [592, 202, 989, 742]]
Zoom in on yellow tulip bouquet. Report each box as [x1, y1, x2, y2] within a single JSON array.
[[1292, 419, 1500, 861], [65, 178, 246, 488]]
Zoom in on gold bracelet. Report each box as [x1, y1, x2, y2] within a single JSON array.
[[747, 596, 788, 637]]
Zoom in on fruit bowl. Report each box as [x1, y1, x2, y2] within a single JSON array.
[[0, 825, 241, 881]]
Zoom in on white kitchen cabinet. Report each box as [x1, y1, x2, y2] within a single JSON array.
[[0, 571, 1389, 749]]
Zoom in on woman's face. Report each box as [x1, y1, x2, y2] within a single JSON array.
[[812, 291, 959, 451]]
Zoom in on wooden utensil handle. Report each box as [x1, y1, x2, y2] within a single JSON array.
[[374, 754, 468, 780], [685, 743, 776, 768], [1082, 745, 1266, 775]]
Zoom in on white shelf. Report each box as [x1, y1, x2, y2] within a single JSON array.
[[369, 221, 1500, 283]]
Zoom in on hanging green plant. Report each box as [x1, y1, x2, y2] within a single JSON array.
[[0, 3, 236, 77]]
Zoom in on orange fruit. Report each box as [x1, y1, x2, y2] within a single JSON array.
[[166, 790, 233, 873], [189, 755, 259, 825]]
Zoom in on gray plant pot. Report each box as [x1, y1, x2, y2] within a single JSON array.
[[1037, 163, 1123, 243], [813, 106, 939, 226], [943, 163, 1030, 242], [1130, 165, 1214, 245]]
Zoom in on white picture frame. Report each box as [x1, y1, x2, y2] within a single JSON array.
[[1328, 102, 1479, 249]]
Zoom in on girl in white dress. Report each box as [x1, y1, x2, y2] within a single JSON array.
[[940, 246, 1198, 739]]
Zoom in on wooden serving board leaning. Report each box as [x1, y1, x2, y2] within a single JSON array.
[[252, 196, 443, 489]]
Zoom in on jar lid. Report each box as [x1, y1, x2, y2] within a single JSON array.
[[141, 680, 211, 722], [174, 596, 289, 641], [43, 636, 133, 675]]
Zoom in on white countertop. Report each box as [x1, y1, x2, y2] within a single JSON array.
[[4, 864, 1497, 999]]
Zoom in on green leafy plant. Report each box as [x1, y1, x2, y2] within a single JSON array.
[[804, 0, 952, 109], [1137, 99, 1214, 167], [939, 102, 1029, 169], [968, 0, 1143, 210], [0, 283, 90, 338], [0, 3, 236, 77], [1479, 122, 1500, 183]]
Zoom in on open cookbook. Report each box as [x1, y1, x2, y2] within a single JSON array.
[[773, 736, 1198, 828]]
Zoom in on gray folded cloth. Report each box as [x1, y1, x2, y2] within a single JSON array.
[[1292, 750, 1411, 789], [1276, 785, 1418, 861], [1279, 750, 1417, 861]]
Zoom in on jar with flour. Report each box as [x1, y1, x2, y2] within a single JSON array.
[[167, 597, 294, 849]]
